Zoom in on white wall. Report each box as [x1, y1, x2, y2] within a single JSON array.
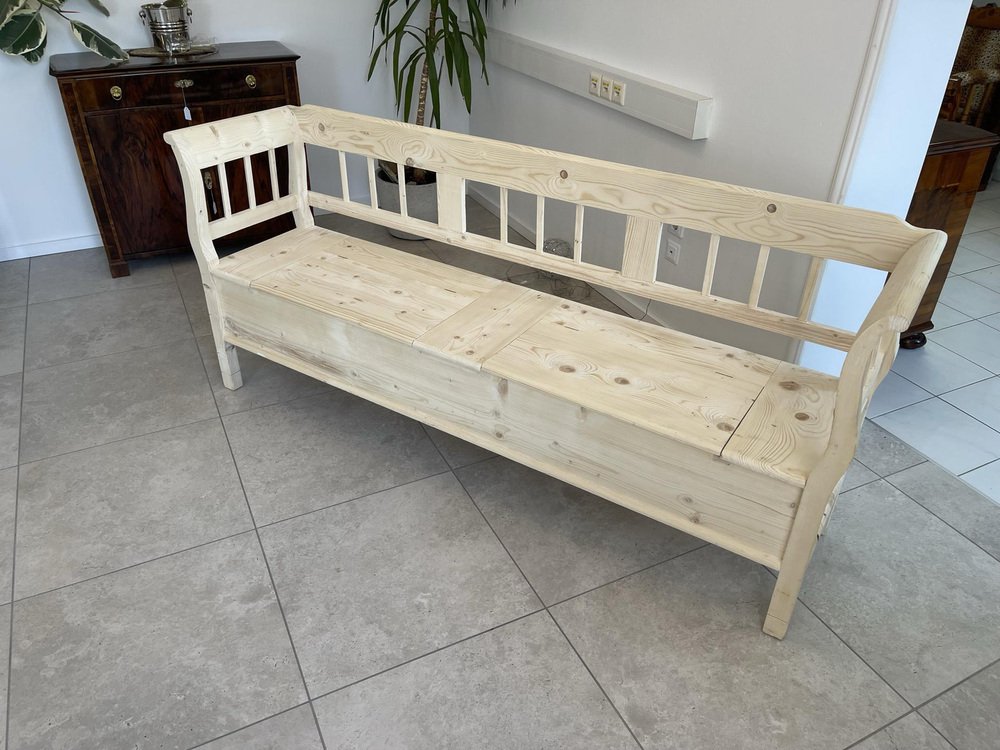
[[801, 0, 970, 373], [0, 0, 470, 259]]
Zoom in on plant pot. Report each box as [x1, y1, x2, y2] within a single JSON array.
[[375, 169, 438, 240]]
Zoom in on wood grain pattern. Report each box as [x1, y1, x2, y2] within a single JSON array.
[[722, 363, 838, 487], [486, 300, 777, 453], [621, 216, 662, 283], [414, 285, 558, 369]]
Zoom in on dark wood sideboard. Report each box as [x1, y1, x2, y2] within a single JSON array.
[[50, 41, 301, 277], [902, 119, 1000, 347]]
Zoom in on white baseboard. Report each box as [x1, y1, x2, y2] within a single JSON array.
[[0, 233, 102, 263], [465, 184, 671, 328]]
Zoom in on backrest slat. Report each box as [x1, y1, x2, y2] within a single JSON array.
[[338, 151, 350, 202], [748, 245, 771, 309], [535, 196, 546, 253], [500, 187, 509, 245], [436, 173, 466, 233], [573, 205, 585, 263], [367, 157, 379, 209], [702, 234, 720, 295], [243, 156, 256, 209], [622, 217, 662, 283]]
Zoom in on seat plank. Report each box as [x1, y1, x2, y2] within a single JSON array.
[[215, 226, 331, 287], [414, 285, 559, 370], [722, 362, 838, 487], [484, 300, 778, 454], [242, 230, 500, 343]]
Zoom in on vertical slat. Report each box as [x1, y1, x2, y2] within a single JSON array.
[[621, 217, 662, 282], [573, 204, 585, 263], [287, 140, 314, 228], [217, 163, 232, 218], [436, 173, 466, 232], [367, 157, 379, 209], [267, 149, 279, 201], [702, 233, 721, 295], [396, 162, 408, 217], [748, 245, 771, 309], [339, 150, 351, 202], [798, 256, 825, 321], [242, 156, 256, 209], [535, 196, 546, 253], [500, 187, 509, 245]]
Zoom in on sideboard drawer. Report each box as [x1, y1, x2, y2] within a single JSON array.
[[74, 62, 288, 112]]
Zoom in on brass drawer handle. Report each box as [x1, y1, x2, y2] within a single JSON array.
[[174, 78, 194, 89], [245, 74, 257, 89], [110, 85, 123, 101]]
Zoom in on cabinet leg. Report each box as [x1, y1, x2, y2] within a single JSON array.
[[109, 261, 130, 278], [900, 332, 927, 349]]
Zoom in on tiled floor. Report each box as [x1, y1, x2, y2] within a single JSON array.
[[875, 182, 1000, 503], [1, 208, 999, 749]]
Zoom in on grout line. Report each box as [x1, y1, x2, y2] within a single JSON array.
[[447, 464, 646, 750], [840, 708, 958, 750], [912, 654, 1000, 714], [4, 256, 29, 750], [959, 455, 1000, 476], [185, 701, 313, 750], [24, 279, 178, 309], [190, 320, 328, 750]]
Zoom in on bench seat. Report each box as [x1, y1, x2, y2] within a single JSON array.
[[215, 225, 838, 489]]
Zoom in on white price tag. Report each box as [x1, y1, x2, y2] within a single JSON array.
[[183, 105, 192, 122]]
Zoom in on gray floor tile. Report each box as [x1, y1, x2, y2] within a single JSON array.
[[853, 713, 952, 750], [928, 320, 1000, 374], [983, 312, 1000, 332], [802, 480, 1000, 704], [224, 391, 447, 525], [843, 459, 880, 492], [875, 399, 1000, 475], [15, 420, 251, 598], [867, 372, 932, 418], [920, 660, 1000, 750], [424, 425, 494, 468], [7, 534, 305, 750], [964, 263, 1000, 294], [941, 376, 1000, 431], [315, 212, 441, 258], [28, 247, 174, 304], [313, 613, 638, 750], [196, 335, 328, 416], [891, 341, 993, 395], [0, 305, 25, 376], [0, 258, 28, 309], [24, 283, 192, 370], [173, 257, 213, 337], [260, 473, 539, 696], [552, 546, 906, 750], [928, 302, 971, 330], [888, 461, 1000, 562], [938, 276, 1000, 318], [0, 372, 20, 469], [950, 245, 998, 276], [963, 459, 1000, 505], [957, 229, 1000, 262], [854, 420, 925, 476], [0, 604, 7, 748], [0, 467, 14, 604], [199, 705, 322, 749], [20, 338, 217, 463], [458, 457, 704, 605]]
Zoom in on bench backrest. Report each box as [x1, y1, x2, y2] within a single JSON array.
[[165, 104, 938, 353]]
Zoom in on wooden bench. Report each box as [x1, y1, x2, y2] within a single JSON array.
[[165, 105, 945, 639]]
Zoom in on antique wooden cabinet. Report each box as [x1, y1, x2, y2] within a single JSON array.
[[903, 119, 1000, 347], [50, 41, 300, 277]]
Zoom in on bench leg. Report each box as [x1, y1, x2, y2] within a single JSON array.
[[216, 342, 243, 390]]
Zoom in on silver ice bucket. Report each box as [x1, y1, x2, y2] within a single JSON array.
[[139, 2, 194, 56]]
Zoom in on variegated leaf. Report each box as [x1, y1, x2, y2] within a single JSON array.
[[70, 20, 128, 61], [0, 0, 27, 28], [0, 8, 45, 56], [85, 0, 110, 17], [20, 26, 45, 62]]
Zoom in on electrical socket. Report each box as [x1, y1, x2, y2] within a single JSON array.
[[589, 71, 602, 97], [665, 237, 681, 265], [611, 80, 626, 106], [600, 75, 613, 100]]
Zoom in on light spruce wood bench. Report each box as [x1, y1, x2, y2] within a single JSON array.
[[165, 105, 944, 639]]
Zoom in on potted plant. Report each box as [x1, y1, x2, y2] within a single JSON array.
[[1, 0, 126, 63], [368, 0, 513, 236]]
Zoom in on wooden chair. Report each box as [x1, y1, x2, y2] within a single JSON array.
[[942, 5, 1000, 130]]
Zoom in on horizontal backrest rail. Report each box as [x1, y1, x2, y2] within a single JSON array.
[[208, 195, 300, 240], [292, 105, 927, 272], [309, 190, 856, 350]]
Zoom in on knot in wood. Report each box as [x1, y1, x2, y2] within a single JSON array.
[[318, 123, 325, 132], [681, 495, 694, 505], [779, 381, 800, 391], [766, 203, 777, 213], [559, 365, 576, 373], [405, 157, 415, 167], [614, 377, 630, 385], [795, 412, 810, 422], [717, 422, 734, 432], [559, 169, 569, 179]]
